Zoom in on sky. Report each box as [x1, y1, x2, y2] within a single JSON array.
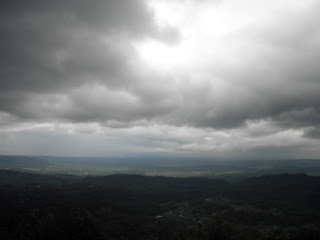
[[1, 0, 320, 159]]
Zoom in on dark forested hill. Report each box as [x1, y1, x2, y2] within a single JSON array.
[[230, 174, 320, 210], [1, 171, 320, 239]]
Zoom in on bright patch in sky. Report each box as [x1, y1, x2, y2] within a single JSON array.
[[137, 0, 310, 72], [134, 40, 192, 71], [135, 0, 199, 71], [136, 0, 269, 72]]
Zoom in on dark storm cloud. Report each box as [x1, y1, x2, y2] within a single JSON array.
[[0, 0, 180, 122], [303, 127, 320, 139], [1, 0, 320, 143], [1, 0, 181, 91]]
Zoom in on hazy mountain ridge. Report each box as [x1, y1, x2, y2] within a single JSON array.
[[2, 155, 320, 180]]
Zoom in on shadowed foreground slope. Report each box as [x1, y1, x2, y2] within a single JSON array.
[[1, 170, 320, 239]]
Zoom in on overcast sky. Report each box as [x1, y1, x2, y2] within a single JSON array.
[[1, 0, 320, 159]]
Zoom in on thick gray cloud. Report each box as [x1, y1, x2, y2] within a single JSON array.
[[0, 0, 178, 122], [303, 127, 320, 139], [0, 0, 153, 90], [1, 0, 320, 157], [157, 1, 320, 130]]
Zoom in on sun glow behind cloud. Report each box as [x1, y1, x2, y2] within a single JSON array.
[[134, 40, 192, 71], [135, 0, 265, 72], [134, 0, 201, 71], [135, 0, 310, 73]]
